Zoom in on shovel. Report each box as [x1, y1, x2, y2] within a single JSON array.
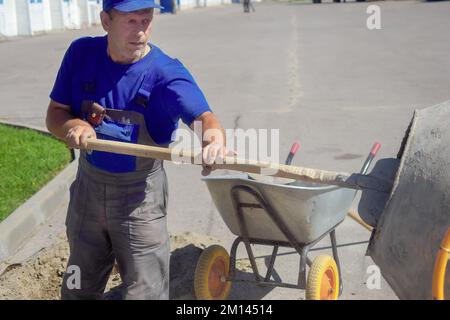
[[84, 138, 398, 226]]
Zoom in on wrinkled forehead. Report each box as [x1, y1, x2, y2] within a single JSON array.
[[111, 8, 154, 17]]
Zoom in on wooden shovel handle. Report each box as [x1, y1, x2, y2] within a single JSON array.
[[85, 138, 353, 187]]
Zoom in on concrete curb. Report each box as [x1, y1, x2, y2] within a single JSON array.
[[0, 120, 50, 135], [0, 121, 78, 274]]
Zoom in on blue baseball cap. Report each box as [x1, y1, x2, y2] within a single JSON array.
[[103, 0, 163, 12]]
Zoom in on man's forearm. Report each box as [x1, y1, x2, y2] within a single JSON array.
[[46, 106, 90, 141], [196, 112, 226, 147]]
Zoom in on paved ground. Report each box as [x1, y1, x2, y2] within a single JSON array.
[[1, 0, 450, 299]]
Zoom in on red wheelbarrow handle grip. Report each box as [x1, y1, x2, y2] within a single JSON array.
[[370, 142, 381, 156], [360, 142, 381, 174], [290, 142, 300, 155], [285, 142, 300, 165]]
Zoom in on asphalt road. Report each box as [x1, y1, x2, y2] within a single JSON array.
[[1, 0, 449, 299]]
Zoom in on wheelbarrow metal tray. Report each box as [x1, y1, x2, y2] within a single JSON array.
[[203, 174, 356, 244]]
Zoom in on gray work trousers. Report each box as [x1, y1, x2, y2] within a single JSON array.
[[61, 158, 170, 300]]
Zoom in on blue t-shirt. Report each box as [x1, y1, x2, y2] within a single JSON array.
[[50, 35, 211, 172]]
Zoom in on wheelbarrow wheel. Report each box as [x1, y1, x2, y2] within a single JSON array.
[[306, 255, 340, 300], [194, 245, 232, 300]]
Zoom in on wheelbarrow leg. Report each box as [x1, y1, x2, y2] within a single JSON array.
[[330, 230, 344, 296], [264, 245, 279, 282], [229, 235, 263, 282], [243, 237, 263, 282], [229, 236, 242, 280], [231, 185, 265, 282], [297, 246, 309, 289]]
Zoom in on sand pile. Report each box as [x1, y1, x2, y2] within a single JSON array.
[[0, 232, 254, 300]]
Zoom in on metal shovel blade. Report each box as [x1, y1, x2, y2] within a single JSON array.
[[357, 158, 400, 227]]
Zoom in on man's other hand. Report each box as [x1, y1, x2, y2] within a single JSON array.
[[65, 125, 97, 150], [202, 142, 237, 176]]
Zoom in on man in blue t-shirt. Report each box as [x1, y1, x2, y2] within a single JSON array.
[[46, 0, 231, 300]]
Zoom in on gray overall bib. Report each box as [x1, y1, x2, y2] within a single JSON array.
[[61, 52, 171, 299]]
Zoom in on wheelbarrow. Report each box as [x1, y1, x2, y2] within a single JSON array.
[[193, 142, 381, 300]]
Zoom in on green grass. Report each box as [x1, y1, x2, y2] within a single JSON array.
[[0, 124, 72, 222]]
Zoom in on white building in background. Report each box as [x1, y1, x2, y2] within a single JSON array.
[[0, 0, 232, 38], [0, 0, 18, 36], [0, 0, 101, 37], [177, 0, 232, 11]]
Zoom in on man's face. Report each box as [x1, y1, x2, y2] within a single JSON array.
[[101, 8, 154, 63]]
